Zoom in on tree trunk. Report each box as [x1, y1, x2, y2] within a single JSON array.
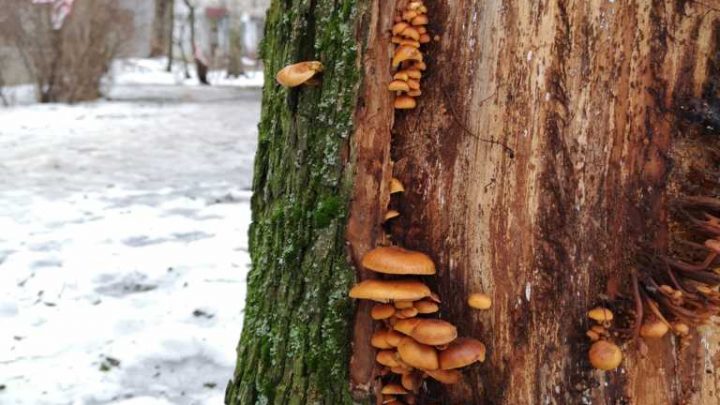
[[227, 0, 720, 404], [150, 0, 173, 57]]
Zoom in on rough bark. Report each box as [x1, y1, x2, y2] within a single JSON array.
[[225, 0, 365, 403], [229, 0, 720, 404]]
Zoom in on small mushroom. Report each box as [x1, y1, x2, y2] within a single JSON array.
[[413, 62, 427, 71], [394, 95, 417, 109], [275, 61, 324, 87], [382, 384, 408, 395], [407, 90, 422, 97], [377, 350, 402, 368], [392, 46, 423, 67], [402, 10, 418, 21], [388, 80, 411, 92], [395, 300, 415, 309], [390, 178, 405, 193], [411, 15, 429, 25], [392, 22, 409, 35], [468, 293, 492, 310], [372, 330, 397, 349], [672, 322, 690, 336], [414, 300, 439, 314], [587, 307, 614, 323], [640, 320, 669, 339], [362, 246, 436, 275], [588, 340, 622, 371], [349, 279, 431, 302], [585, 330, 600, 341], [401, 27, 421, 41], [399, 39, 421, 48], [397, 307, 419, 319], [425, 369, 462, 384], [401, 372, 422, 391], [407, 79, 421, 91], [438, 338, 486, 370], [401, 69, 422, 79], [419, 34, 431, 44], [393, 72, 410, 81], [372, 303, 397, 320], [394, 318, 458, 346], [397, 337, 439, 370], [385, 210, 401, 221]]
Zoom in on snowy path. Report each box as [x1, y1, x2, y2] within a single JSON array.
[[0, 84, 260, 405]]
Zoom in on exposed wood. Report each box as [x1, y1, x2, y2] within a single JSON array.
[[389, 1, 720, 404]]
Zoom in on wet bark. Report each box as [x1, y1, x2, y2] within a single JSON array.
[[229, 0, 720, 404]]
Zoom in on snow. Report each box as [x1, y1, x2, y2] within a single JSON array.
[[0, 64, 261, 404]]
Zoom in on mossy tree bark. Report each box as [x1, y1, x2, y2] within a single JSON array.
[[227, 0, 720, 404]]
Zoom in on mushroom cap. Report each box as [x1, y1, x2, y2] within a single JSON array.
[[385, 210, 401, 221], [376, 350, 402, 367], [407, 79, 420, 91], [402, 10, 418, 21], [372, 329, 405, 349], [588, 340, 622, 371], [397, 307, 419, 319], [411, 15, 429, 25], [393, 71, 410, 81], [425, 369, 462, 384], [401, 372, 422, 391], [400, 69, 422, 79], [419, 33, 431, 44], [414, 300, 439, 314], [394, 96, 417, 109], [407, 89, 422, 97], [672, 322, 690, 336], [467, 293, 492, 310], [395, 300, 415, 309], [390, 178, 405, 193], [392, 46, 423, 67], [362, 246, 436, 275], [371, 303, 396, 320], [587, 307, 614, 323], [399, 39, 421, 48], [381, 383, 408, 395], [388, 80, 411, 92], [413, 61, 427, 71], [401, 27, 420, 41], [640, 320, 669, 339], [397, 337, 439, 370], [392, 22, 409, 35], [438, 338, 486, 370], [275, 61, 324, 87], [349, 279, 431, 302], [394, 318, 457, 346]]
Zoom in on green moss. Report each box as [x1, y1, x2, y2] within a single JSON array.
[[225, 0, 367, 403]]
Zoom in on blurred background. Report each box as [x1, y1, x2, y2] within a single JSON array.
[[0, 1, 268, 404]]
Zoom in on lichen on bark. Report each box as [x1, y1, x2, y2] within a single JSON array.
[[224, 0, 365, 404]]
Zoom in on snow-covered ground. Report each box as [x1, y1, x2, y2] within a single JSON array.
[[0, 63, 261, 404]]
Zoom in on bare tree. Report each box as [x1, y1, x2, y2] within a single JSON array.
[[0, 0, 132, 103], [181, 0, 209, 85]]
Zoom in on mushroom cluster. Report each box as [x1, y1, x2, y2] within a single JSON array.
[[584, 307, 623, 371], [389, 1, 430, 110], [350, 188, 486, 403]]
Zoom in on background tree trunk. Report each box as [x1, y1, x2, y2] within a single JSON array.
[[150, 0, 173, 57], [228, 0, 720, 404]]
